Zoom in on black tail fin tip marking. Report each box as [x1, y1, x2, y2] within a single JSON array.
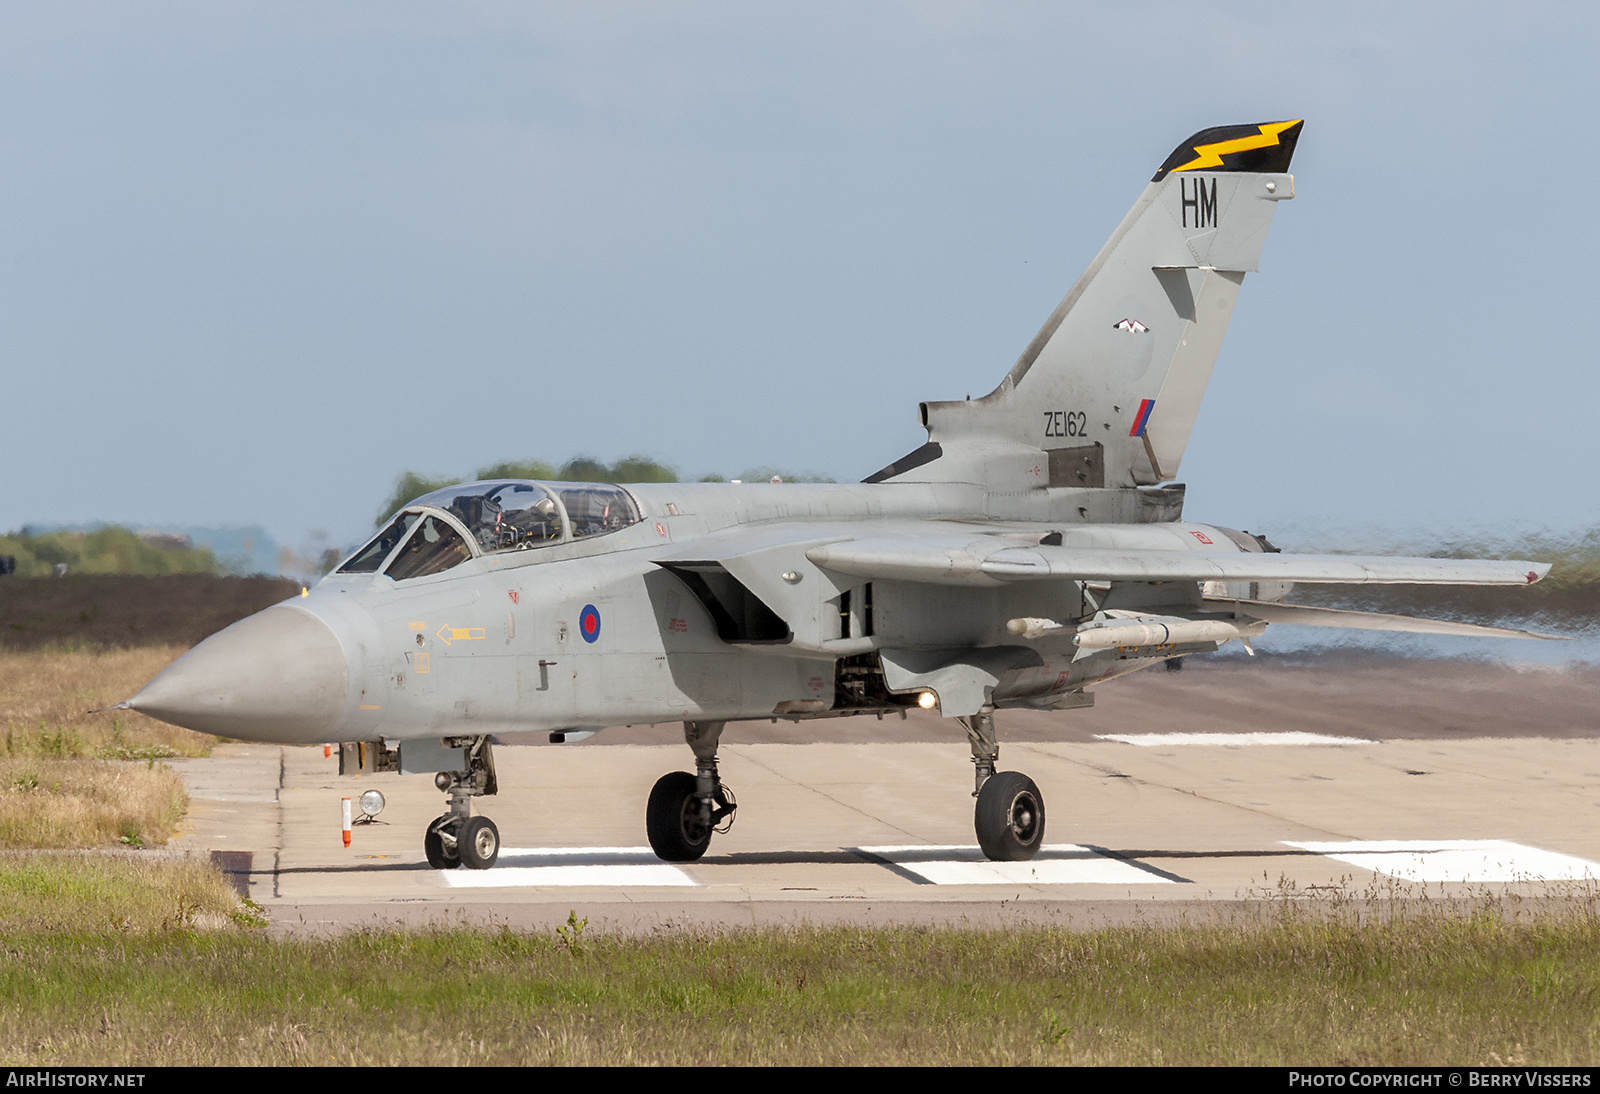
[[1152, 120, 1303, 182]]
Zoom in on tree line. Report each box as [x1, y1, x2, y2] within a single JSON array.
[[0, 527, 219, 578]]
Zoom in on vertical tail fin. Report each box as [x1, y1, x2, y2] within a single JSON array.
[[872, 121, 1301, 491]]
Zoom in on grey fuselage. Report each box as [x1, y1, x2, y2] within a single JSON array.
[[146, 479, 1226, 746]]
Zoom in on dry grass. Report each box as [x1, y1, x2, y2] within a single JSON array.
[[0, 759, 187, 848], [0, 648, 203, 848], [0, 646, 211, 761]]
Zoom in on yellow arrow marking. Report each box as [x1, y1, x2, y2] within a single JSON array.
[[1170, 120, 1301, 174], [435, 625, 486, 645]]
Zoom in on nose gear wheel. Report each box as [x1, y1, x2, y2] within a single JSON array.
[[424, 815, 460, 870], [458, 815, 500, 870]]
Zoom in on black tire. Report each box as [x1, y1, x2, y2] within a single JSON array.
[[459, 816, 500, 870], [975, 771, 1046, 861], [424, 815, 459, 870], [646, 771, 713, 862]]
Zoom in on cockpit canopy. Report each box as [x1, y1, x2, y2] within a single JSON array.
[[335, 480, 642, 581]]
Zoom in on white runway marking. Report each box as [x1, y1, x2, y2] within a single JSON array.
[[1286, 839, 1600, 884], [857, 844, 1176, 886], [1097, 731, 1376, 747], [441, 847, 697, 888]]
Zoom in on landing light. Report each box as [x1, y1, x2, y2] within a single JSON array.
[[359, 789, 385, 818], [917, 691, 938, 710]]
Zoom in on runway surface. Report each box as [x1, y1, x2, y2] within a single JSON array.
[[164, 653, 1600, 935]]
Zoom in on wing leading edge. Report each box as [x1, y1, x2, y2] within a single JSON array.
[[807, 538, 1549, 588]]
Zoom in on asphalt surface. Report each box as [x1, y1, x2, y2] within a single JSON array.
[[164, 654, 1600, 935]]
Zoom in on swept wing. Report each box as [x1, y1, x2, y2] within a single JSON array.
[[806, 536, 1548, 588]]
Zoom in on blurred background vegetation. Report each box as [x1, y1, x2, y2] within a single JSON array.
[[0, 526, 219, 578]]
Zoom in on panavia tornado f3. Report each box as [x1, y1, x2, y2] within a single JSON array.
[[120, 120, 1557, 869]]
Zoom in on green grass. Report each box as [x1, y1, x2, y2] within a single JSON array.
[[1, 856, 1598, 1065], [0, 853, 251, 932]]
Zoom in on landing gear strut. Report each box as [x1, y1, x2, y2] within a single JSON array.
[[423, 735, 501, 870], [646, 720, 737, 862], [960, 712, 1046, 861]]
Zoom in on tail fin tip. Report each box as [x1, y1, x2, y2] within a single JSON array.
[[1152, 119, 1303, 182]]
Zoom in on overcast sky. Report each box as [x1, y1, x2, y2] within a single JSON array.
[[2, 2, 1595, 550]]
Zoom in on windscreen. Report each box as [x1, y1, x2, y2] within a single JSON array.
[[337, 512, 419, 573], [384, 515, 471, 581]]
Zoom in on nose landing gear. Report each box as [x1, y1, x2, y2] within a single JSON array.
[[423, 735, 501, 870]]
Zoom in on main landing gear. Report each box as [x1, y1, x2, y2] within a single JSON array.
[[646, 720, 737, 862], [637, 714, 1041, 864], [961, 712, 1046, 861], [423, 735, 501, 870]]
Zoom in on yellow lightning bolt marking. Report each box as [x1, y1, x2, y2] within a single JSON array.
[[1170, 120, 1301, 174]]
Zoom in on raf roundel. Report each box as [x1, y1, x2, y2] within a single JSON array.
[[579, 604, 601, 644]]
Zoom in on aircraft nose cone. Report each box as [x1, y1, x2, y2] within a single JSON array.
[[128, 605, 351, 743]]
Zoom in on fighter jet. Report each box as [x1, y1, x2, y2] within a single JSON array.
[[119, 120, 1557, 870]]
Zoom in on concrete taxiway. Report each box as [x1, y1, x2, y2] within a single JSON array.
[[164, 654, 1600, 934]]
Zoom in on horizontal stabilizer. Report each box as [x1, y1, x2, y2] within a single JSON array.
[[1206, 597, 1566, 641], [807, 537, 1550, 588]]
